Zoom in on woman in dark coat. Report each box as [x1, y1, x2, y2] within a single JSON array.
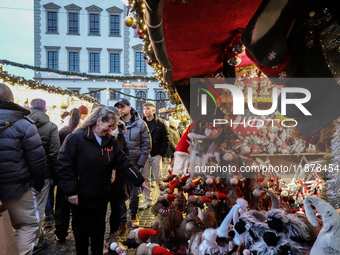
[[57, 106, 144, 255], [54, 108, 81, 243]]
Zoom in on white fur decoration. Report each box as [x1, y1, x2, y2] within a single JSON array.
[[304, 196, 340, 255], [198, 229, 220, 255], [217, 198, 248, 238]]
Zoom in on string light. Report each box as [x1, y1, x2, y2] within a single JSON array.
[[0, 65, 99, 104], [0, 60, 156, 82]]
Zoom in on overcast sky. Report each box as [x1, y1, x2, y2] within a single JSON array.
[[0, 0, 34, 79]]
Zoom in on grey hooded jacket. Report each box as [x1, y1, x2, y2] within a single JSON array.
[[123, 107, 151, 167]]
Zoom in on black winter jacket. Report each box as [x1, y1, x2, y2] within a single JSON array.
[[143, 114, 170, 157], [29, 110, 60, 180], [112, 120, 129, 187], [57, 127, 144, 207], [0, 101, 46, 200]]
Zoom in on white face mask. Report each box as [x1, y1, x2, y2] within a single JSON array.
[[110, 127, 119, 138]]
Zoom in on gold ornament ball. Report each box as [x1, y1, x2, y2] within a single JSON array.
[[124, 16, 134, 27]]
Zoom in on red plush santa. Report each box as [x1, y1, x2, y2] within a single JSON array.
[[169, 120, 197, 175]]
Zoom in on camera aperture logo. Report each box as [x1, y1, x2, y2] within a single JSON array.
[[200, 84, 311, 128]]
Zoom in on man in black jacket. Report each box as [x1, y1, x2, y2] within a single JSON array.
[[139, 102, 170, 209], [0, 83, 46, 255], [29, 98, 60, 249]]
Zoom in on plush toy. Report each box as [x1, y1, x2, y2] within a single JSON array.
[[226, 177, 244, 205], [233, 210, 268, 248], [204, 177, 217, 192], [215, 177, 227, 193], [183, 178, 201, 195], [292, 179, 307, 208], [185, 195, 199, 215], [247, 231, 310, 255], [110, 242, 127, 255], [186, 208, 205, 255], [177, 207, 203, 241], [174, 192, 187, 213], [304, 196, 340, 255], [249, 188, 265, 211], [161, 174, 177, 183], [203, 200, 218, 229], [171, 119, 197, 175], [217, 198, 248, 241], [136, 243, 171, 255], [266, 209, 313, 245], [151, 196, 176, 244], [122, 227, 160, 248], [198, 228, 220, 255], [255, 185, 280, 210], [266, 142, 277, 154]]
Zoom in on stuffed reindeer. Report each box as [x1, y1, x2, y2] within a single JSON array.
[[304, 196, 340, 255]]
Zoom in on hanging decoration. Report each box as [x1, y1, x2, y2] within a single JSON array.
[[125, 0, 181, 105], [0, 65, 99, 104], [0, 59, 156, 82]]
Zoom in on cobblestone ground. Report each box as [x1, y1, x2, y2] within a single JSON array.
[[34, 161, 170, 255]]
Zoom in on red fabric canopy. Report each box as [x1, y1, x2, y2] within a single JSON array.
[[163, 0, 262, 82]]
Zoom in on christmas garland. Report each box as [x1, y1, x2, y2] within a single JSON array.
[[0, 65, 100, 104], [125, 0, 182, 105], [0, 59, 156, 82]]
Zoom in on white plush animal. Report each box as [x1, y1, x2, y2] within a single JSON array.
[[304, 196, 340, 255], [198, 228, 220, 255]]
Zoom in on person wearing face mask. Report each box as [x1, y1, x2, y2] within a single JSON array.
[[57, 106, 145, 255]]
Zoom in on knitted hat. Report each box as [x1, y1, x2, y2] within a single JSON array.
[[152, 245, 171, 255], [166, 180, 179, 194], [191, 178, 201, 186], [78, 105, 88, 115], [198, 196, 212, 203], [134, 228, 159, 244], [217, 193, 232, 206], [179, 173, 190, 182], [164, 193, 176, 202]]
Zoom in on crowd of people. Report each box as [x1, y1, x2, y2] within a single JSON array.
[[0, 82, 184, 255]]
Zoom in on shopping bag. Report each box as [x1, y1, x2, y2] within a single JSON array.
[[0, 210, 19, 255]]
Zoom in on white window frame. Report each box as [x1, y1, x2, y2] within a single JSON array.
[[87, 47, 102, 73], [86, 5, 103, 36]]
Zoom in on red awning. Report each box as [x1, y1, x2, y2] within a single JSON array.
[[162, 0, 262, 82]]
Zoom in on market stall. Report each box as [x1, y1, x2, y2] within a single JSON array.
[[0, 65, 98, 124], [115, 0, 340, 254]]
